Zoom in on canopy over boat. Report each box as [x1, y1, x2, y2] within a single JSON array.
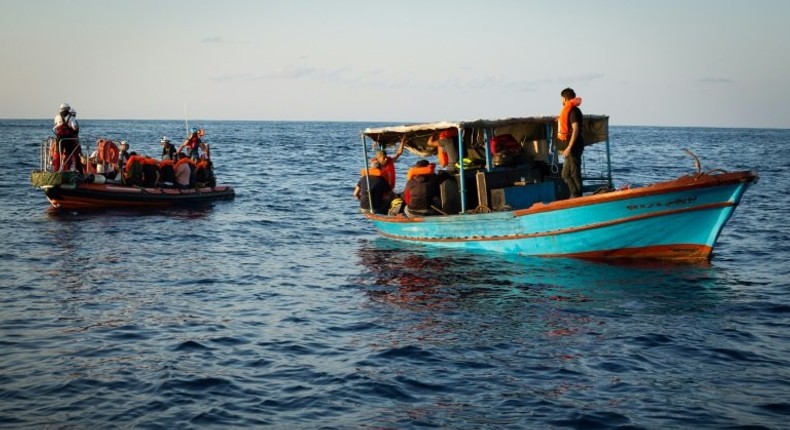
[[363, 115, 610, 157]]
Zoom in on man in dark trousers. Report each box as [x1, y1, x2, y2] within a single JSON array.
[[557, 87, 584, 198]]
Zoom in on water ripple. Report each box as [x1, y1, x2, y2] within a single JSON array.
[[0, 121, 787, 429]]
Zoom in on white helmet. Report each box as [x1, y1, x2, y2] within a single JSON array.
[[59, 103, 71, 112], [160, 136, 170, 144]]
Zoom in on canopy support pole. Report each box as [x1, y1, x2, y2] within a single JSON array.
[[360, 133, 374, 214], [605, 134, 613, 189], [483, 128, 492, 171], [458, 126, 466, 213]]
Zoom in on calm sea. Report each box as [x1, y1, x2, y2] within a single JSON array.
[[1, 120, 788, 429]]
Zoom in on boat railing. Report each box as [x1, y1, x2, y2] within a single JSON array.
[[40, 135, 128, 173], [39, 136, 94, 173], [580, 141, 614, 193]]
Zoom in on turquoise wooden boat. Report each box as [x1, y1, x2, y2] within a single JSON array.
[[359, 116, 757, 261]]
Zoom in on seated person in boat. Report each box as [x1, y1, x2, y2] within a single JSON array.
[[174, 153, 195, 189], [353, 160, 393, 214], [141, 157, 160, 187], [123, 153, 145, 186], [158, 159, 176, 185], [195, 157, 216, 188], [404, 159, 441, 217]]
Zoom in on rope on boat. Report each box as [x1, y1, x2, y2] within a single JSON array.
[[430, 205, 448, 216], [469, 205, 492, 214], [704, 168, 729, 176], [682, 148, 702, 176], [682, 149, 730, 179]]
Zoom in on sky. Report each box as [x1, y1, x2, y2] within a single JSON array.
[[1, 0, 789, 128]]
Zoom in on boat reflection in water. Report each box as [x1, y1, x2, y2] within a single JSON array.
[[354, 237, 726, 343], [45, 201, 220, 220]]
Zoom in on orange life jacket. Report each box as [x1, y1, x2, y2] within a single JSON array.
[[186, 135, 201, 150], [49, 139, 61, 171], [406, 163, 436, 180], [124, 155, 146, 175], [380, 158, 396, 188], [437, 146, 448, 167], [142, 157, 159, 166], [436, 128, 457, 166], [557, 97, 582, 141], [175, 157, 195, 170], [360, 167, 382, 177]]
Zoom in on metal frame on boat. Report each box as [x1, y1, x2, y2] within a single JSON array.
[[359, 115, 757, 261]]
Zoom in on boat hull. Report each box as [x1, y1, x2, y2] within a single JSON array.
[[366, 171, 757, 261], [41, 182, 235, 210]]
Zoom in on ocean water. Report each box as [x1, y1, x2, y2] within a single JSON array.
[[0, 119, 788, 429]]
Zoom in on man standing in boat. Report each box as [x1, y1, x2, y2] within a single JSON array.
[[178, 128, 207, 161], [557, 88, 584, 198], [160, 136, 177, 161], [374, 135, 406, 190], [117, 141, 131, 173], [427, 128, 460, 173], [52, 103, 84, 175]]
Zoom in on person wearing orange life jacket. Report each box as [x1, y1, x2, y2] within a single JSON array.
[[123, 153, 145, 186], [427, 128, 460, 173], [557, 87, 584, 198], [178, 128, 207, 161], [403, 159, 441, 217], [174, 153, 195, 188], [374, 135, 406, 190], [195, 157, 216, 187], [158, 159, 176, 184], [140, 157, 160, 187], [52, 103, 84, 175], [354, 160, 393, 214]]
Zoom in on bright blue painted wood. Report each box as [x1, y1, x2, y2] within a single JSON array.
[[371, 179, 751, 257]]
